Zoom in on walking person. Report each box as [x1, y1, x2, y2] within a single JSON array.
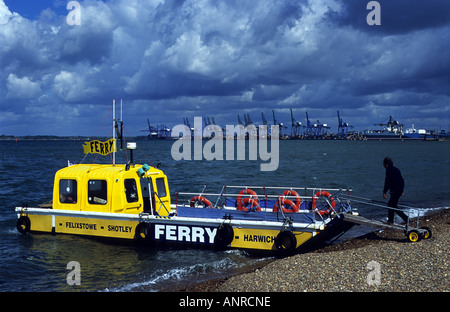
[[383, 157, 408, 224]]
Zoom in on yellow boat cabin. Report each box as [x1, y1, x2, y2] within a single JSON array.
[[53, 163, 171, 216]]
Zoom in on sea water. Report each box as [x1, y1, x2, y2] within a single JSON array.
[[0, 139, 448, 291]]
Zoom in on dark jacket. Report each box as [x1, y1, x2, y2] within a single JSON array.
[[383, 166, 404, 194]]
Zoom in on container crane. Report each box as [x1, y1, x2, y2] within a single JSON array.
[[304, 112, 329, 138], [290, 108, 302, 138], [337, 110, 353, 139], [141, 119, 171, 139], [272, 110, 287, 137]]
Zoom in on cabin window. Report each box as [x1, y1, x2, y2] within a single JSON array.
[[155, 178, 167, 198], [124, 179, 139, 203], [59, 179, 77, 204], [88, 180, 107, 205]]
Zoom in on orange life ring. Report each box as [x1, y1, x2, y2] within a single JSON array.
[[311, 191, 335, 215], [190, 196, 213, 208], [279, 190, 301, 209], [236, 189, 259, 211], [239, 197, 261, 212], [273, 198, 299, 213]]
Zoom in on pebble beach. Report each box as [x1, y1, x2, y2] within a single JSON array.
[[179, 209, 449, 292]]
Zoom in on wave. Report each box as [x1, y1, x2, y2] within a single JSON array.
[[104, 250, 268, 292], [407, 206, 449, 218]]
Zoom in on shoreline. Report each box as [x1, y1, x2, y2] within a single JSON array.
[[173, 209, 449, 292]]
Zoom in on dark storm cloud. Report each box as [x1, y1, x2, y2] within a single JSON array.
[[0, 0, 448, 135]]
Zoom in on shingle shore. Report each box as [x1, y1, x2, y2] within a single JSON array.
[[179, 209, 449, 292]]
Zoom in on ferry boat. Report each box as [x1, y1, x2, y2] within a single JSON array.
[[15, 168, 355, 255], [14, 100, 361, 255]]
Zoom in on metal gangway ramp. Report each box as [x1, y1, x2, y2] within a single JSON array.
[[341, 213, 405, 231]]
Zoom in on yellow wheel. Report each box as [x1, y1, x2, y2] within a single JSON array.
[[16, 216, 31, 234], [275, 231, 297, 256], [135, 223, 150, 240], [420, 227, 432, 239], [407, 230, 421, 242]]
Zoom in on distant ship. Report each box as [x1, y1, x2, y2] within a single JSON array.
[[363, 116, 449, 140], [363, 116, 404, 139]]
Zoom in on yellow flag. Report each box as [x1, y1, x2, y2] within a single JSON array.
[[82, 139, 116, 155]]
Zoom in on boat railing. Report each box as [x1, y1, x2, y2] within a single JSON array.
[[224, 185, 352, 211], [224, 185, 351, 193], [174, 185, 353, 222]]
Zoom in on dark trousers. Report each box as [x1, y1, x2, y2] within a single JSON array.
[[387, 192, 408, 223]]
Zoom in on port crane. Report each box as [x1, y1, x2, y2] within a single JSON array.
[[261, 112, 268, 126], [304, 112, 330, 138], [141, 118, 171, 139], [272, 110, 287, 136], [290, 108, 302, 138], [183, 117, 194, 137], [337, 110, 353, 139]]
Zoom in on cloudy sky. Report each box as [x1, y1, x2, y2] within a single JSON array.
[[1, 0, 449, 136]]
